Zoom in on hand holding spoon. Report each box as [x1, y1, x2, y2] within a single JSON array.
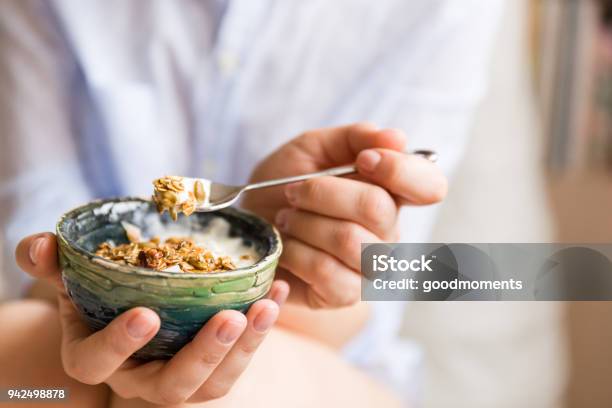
[[152, 149, 438, 219]]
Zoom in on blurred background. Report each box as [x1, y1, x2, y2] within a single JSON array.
[[402, 0, 612, 407]]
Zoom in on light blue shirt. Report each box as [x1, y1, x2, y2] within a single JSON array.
[[0, 0, 503, 403]]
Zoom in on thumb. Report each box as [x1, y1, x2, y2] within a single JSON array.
[[15, 233, 63, 289], [58, 293, 160, 384], [355, 148, 448, 205]]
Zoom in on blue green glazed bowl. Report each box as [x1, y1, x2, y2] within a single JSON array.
[[56, 197, 281, 360]]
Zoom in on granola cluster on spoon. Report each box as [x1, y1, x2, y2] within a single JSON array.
[[152, 176, 208, 221]]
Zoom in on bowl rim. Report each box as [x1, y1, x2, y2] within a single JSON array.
[[56, 197, 282, 280]]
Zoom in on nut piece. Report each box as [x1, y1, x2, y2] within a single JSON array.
[[182, 192, 196, 216], [194, 180, 206, 204], [168, 206, 178, 221], [121, 221, 142, 243]]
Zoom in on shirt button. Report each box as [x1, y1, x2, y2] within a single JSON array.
[[218, 51, 239, 76]]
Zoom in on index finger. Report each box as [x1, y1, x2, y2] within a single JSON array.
[[297, 124, 407, 166], [15, 232, 63, 289]]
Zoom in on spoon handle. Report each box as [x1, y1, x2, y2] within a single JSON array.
[[243, 149, 437, 192], [245, 165, 356, 191]]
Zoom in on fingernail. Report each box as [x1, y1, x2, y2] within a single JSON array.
[[284, 183, 300, 205], [275, 209, 290, 232], [126, 312, 156, 339], [217, 319, 244, 344], [253, 307, 278, 333], [29, 237, 45, 265], [357, 150, 382, 173]]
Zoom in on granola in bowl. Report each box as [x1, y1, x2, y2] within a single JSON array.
[[95, 237, 236, 273], [94, 220, 257, 273]]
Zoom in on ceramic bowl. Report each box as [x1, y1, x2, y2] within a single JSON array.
[[56, 197, 281, 360]]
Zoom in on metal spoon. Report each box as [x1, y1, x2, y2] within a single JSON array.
[[155, 149, 437, 214]]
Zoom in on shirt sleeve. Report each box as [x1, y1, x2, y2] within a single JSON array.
[[0, 1, 92, 300]]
